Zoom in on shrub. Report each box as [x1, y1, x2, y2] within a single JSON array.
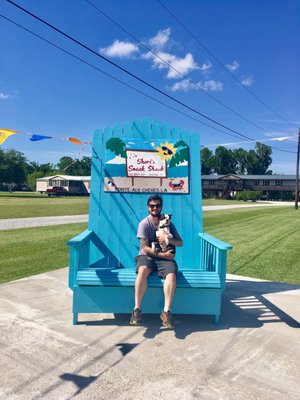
[[235, 190, 262, 202]]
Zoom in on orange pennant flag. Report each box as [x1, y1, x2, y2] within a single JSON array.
[[0, 129, 17, 145], [68, 137, 81, 145]]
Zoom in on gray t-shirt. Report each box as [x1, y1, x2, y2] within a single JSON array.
[[137, 216, 180, 255]]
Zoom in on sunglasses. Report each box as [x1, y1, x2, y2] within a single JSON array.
[[161, 146, 174, 155], [149, 204, 161, 209]]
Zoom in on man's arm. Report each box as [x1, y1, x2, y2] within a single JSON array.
[[157, 231, 183, 248], [140, 238, 174, 260], [168, 234, 183, 247]]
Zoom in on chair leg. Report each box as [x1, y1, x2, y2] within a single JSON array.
[[73, 313, 78, 325], [214, 314, 220, 325]]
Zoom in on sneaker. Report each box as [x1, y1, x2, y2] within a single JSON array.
[[130, 308, 142, 325], [160, 310, 174, 329]]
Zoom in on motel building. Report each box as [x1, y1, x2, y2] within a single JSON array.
[[202, 174, 299, 200]]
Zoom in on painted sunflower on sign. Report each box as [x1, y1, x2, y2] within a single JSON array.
[[156, 141, 177, 161]]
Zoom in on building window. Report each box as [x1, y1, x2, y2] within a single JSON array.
[[254, 180, 259, 186], [70, 181, 81, 187], [209, 180, 214, 185], [49, 179, 67, 187], [263, 180, 269, 186], [275, 180, 282, 186]]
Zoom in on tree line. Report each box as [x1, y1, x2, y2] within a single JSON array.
[[0, 142, 272, 191], [0, 149, 91, 191], [201, 142, 272, 175]]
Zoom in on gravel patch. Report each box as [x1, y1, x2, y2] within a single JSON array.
[[0, 215, 88, 230]]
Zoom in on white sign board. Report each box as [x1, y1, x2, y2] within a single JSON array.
[[126, 150, 167, 178]]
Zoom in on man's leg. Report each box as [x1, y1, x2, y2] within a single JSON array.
[[163, 272, 176, 311], [134, 266, 152, 309], [160, 266, 177, 328]]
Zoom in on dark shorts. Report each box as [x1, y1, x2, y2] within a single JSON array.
[[135, 255, 178, 279]]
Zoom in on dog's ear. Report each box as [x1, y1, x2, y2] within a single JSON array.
[[168, 214, 172, 219]]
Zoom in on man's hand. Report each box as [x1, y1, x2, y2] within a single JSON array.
[[158, 249, 174, 260]]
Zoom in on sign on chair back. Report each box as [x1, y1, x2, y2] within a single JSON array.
[[68, 119, 232, 325]]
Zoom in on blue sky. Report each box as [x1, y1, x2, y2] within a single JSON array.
[[1, 0, 299, 173]]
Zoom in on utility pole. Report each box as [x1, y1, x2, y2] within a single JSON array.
[[295, 128, 300, 209]]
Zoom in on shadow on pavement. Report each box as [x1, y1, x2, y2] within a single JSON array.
[[80, 277, 300, 339]]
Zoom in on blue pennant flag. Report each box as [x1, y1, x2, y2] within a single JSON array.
[[30, 134, 52, 141]]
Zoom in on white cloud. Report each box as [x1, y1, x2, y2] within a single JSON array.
[[199, 62, 212, 72], [144, 51, 200, 79], [106, 155, 126, 164], [100, 40, 139, 58], [0, 92, 11, 100], [170, 79, 223, 92], [226, 60, 240, 71], [148, 28, 171, 51], [241, 77, 253, 86], [201, 80, 223, 91], [169, 79, 193, 91]]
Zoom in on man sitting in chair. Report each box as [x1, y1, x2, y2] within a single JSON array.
[[130, 194, 183, 328]]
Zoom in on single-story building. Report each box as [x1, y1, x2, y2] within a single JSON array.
[[36, 175, 91, 195], [202, 174, 299, 200]]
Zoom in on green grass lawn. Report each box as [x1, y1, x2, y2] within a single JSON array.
[[0, 192, 270, 219], [204, 206, 300, 285], [0, 192, 89, 218], [0, 223, 87, 284], [0, 206, 299, 285]]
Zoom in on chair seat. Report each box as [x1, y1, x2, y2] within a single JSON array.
[[76, 268, 221, 289]]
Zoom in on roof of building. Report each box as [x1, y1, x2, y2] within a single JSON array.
[[36, 175, 91, 181], [202, 174, 297, 180]]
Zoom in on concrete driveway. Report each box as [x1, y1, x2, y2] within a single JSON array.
[[0, 268, 299, 400]]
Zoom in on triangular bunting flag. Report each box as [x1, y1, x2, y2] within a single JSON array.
[[0, 129, 17, 145], [68, 137, 82, 145], [30, 134, 52, 141]]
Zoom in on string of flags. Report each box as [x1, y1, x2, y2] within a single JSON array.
[[0, 128, 91, 146]]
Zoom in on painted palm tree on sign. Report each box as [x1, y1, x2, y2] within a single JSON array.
[[106, 137, 127, 158], [168, 140, 188, 168]]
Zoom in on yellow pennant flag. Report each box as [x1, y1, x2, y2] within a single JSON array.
[[0, 129, 17, 145], [68, 137, 82, 145]]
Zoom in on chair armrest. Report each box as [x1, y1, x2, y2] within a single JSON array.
[[67, 229, 93, 289], [67, 229, 93, 246], [198, 232, 233, 290], [198, 232, 232, 251]]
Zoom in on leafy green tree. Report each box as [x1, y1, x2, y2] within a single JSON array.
[[56, 157, 78, 174], [56, 156, 91, 175], [232, 148, 248, 174], [0, 148, 5, 185], [77, 156, 91, 175], [27, 171, 45, 191], [0, 149, 28, 191], [201, 147, 214, 174], [254, 142, 272, 173], [213, 146, 237, 175], [246, 143, 272, 174]]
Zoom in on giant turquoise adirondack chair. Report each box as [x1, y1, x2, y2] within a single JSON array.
[[68, 119, 232, 324]]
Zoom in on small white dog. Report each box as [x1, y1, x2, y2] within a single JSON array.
[[152, 214, 175, 254]]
